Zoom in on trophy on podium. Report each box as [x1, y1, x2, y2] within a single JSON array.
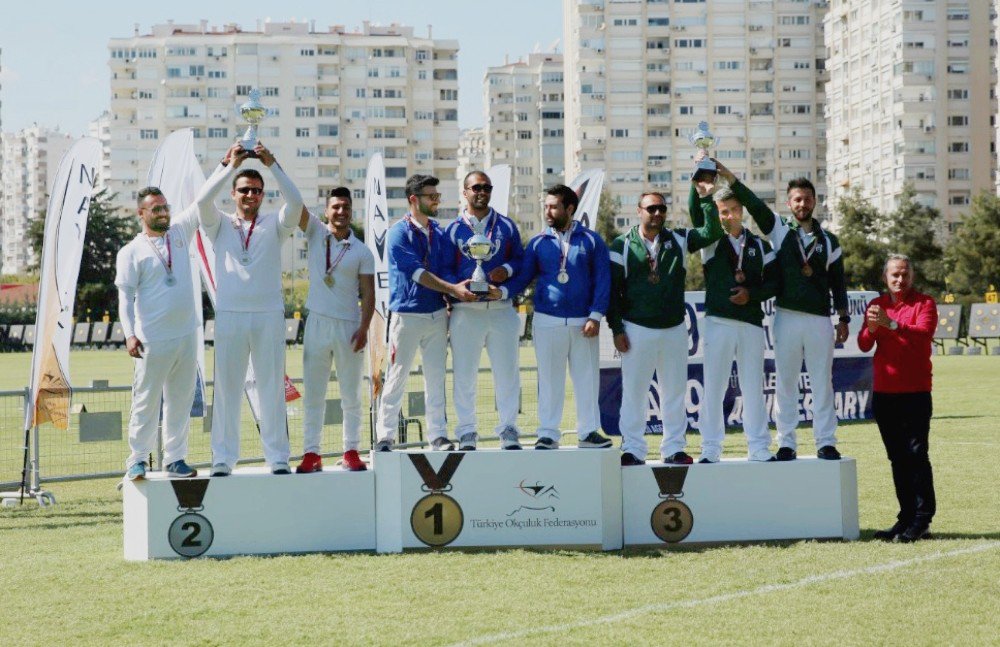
[[459, 234, 501, 296], [237, 88, 267, 157], [689, 121, 720, 183]]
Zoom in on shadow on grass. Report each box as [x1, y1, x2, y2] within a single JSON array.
[[932, 415, 988, 420], [0, 510, 120, 532]]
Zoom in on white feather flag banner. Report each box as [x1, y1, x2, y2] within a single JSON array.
[[568, 169, 605, 229], [364, 153, 389, 398]]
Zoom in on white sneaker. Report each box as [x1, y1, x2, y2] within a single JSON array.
[[458, 433, 478, 451], [210, 463, 231, 477], [271, 462, 291, 475], [749, 448, 777, 462], [499, 427, 522, 450]]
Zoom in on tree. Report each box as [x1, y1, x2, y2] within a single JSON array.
[[944, 191, 1000, 296], [595, 189, 622, 246], [885, 184, 946, 294], [833, 188, 887, 291], [29, 189, 138, 319]]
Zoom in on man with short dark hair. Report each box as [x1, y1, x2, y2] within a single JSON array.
[[505, 184, 613, 450], [116, 187, 202, 480], [196, 141, 304, 475], [295, 188, 375, 472], [374, 175, 488, 452], [728, 174, 849, 461], [444, 171, 525, 450], [608, 185, 723, 466]]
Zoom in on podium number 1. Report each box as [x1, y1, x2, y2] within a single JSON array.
[[424, 502, 443, 535]]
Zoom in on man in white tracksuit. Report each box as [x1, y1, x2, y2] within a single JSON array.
[[444, 171, 525, 451], [197, 141, 304, 475], [296, 187, 375, 473], [116, 187, 201, 480], [374, 174, 485, 452]]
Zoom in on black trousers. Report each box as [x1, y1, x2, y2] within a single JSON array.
[[872, 391, 935, 526]]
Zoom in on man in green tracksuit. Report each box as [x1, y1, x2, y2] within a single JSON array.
[[608, 185, 723, 466], [688, 162, 779, 463], [720, 168, 849, 461]]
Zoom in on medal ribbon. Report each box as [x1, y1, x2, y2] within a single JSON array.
[[733, 231, 746, 274], [144, 233, 173, 276], [796, 229, 817, 269], [408, 454, 465, 492], [404, 216, 432, 267], [325, 236, 351, 279], [232, 216, 258, 256], [651, 466, 689, 499], [551, 226, 571, 276], [170, 479, 210, 512], [644, 235, 660, 276], [462, 209, 496, 240]]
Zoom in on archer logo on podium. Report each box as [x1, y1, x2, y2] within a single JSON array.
[[508, 479, 559, 516]]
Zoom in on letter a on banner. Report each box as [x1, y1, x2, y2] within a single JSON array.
[[567, 169, 605, 230], [25, 137, 102, 429], [365, 153, 390, 398]]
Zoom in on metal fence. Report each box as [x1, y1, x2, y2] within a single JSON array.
[[0, 354, 563, 489]]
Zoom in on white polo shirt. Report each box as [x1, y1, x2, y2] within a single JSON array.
[[210, 211, 295, 313], [303, 213, 375, 322], [114, 205, 200, 342]]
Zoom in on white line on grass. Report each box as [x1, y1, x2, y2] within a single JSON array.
[[451, 542, 1000, 646]]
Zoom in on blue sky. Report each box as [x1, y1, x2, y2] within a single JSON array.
[[0, 0, 563, 135]]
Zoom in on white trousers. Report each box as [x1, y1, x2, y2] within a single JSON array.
[[126, 332, 198, 469], [376, 310, 448, 443], [618, 321, 688, 459], [701, 317, 770, 459], [302, 313, 365, 453], [532, 321, 600, 441], [211, 310, 289, 468], [450, 303, 521, 438], [773, 308, 837, 450]]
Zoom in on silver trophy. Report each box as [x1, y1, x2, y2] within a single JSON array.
[[238, 88, 267, 157], [689, 121, 720, 183], [459, 233, 501, 296]]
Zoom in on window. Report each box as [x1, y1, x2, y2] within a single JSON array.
[[948, 89, 969, 100], [262, 87, 279, 97], [207, 70, 226, 79], [948, 116, 969, 126], [207, 128, 228, 138], [295, 128, 311, 137], [236, 85, 252, 96], [611, 129, 629, 138], [517, 130, 532, 140], [948, 168, 970, 180], [440, 89, 458, 101], [949, 142, 969, 153], [295, 107, 316, 118], [297, 148, 315, 158], [188, 65, 205, 77], [139, 129, 158, 140], [300, 48, 315, 56]]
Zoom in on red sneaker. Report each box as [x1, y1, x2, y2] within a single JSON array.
[[342, 449, 367, 472], [296, 452, 323, 473]]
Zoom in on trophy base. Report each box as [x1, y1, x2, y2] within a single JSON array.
[[692, 168, 717, 183], [469, 280, 490, 296]]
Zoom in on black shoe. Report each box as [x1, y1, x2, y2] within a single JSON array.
[[698, 457, 718, 464], [662, 451, 693, 465], [817, 445, 841, 460], [578, 431, 613, 448], [776, 447, 797, 461], [620, 452, 645, 466], [873, 521, 909, 542], [895, 524, 931, 543], [534, 437, 559, 450]]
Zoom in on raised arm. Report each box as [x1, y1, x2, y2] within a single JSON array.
[[195, 145, 244, 238]]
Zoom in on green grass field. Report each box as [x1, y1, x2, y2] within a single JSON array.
[[0, 355, 998, 645]]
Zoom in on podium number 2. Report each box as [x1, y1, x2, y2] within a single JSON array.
[[181, 521, 202, 547], [424, 502, 444, 535]]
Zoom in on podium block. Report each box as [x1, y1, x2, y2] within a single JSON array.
[[623, 458, 859, 546], [375, 449, 623, 553], [123, 467, 375, 560]]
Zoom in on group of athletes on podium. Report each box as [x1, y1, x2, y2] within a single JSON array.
[[118, 141, 851, 481]]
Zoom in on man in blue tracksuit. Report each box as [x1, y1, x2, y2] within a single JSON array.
[[504, 184, 613, 450], [374, 174, 489, 452]]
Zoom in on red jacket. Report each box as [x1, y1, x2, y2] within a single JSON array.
[[857, 291, 936, 393]]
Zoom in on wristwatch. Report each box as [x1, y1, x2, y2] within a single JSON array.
[[838, 315, 851, 324], [889, 320, 898, 331]]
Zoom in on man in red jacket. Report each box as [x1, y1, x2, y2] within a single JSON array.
[[858, 254, 937, 543]]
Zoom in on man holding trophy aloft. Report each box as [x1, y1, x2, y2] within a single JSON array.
[[445, 171, 526, 451]]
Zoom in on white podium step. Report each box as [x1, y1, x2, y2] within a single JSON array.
[[622, 458, 859, 546], [374, 448, 623, 552], [123, 466, 376, 560]]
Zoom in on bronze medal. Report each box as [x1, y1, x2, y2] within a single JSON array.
[[648, 272, 660, 285], [649, 466, 694, 543], [801, 264, 813, 277], [734, 270, 745, 284]]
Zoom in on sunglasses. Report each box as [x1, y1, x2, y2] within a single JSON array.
[[466, 184, 493, 193], [236, 187, 264, 195], [642, 204, 668, 215], [417, 192, 442, 201], [142, 205, 171, 215]]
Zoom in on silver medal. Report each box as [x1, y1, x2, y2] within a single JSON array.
[[240, 253, 251, 266], [557, 270, 569, 284], [165, 274, 177, 287]]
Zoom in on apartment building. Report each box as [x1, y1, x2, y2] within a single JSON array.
[[0, 126, 75, 273], [107, 19, 460, 268], [456, 126, 486, 188], [484, 53, 565, 236], [563, 0, 829, 230], [824, 0, 995, 231]]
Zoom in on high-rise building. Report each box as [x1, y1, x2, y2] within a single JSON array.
[[825, 0, 995, 232], [456, 126, 486, 188], [87, 111, 112, 193], [563, 0, 829, 230], [484, 53, 565, 236], [107, 20, 460, 267], [0, 126, 75, 274]]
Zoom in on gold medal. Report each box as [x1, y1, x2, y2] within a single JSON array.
[[650, 499, 694, 543], [801, 264, 813, 277], [410, 492, 464, 547], [734, 270, 745, 284], [648, 272, 660, 285], [324, 274, 335, 288]]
